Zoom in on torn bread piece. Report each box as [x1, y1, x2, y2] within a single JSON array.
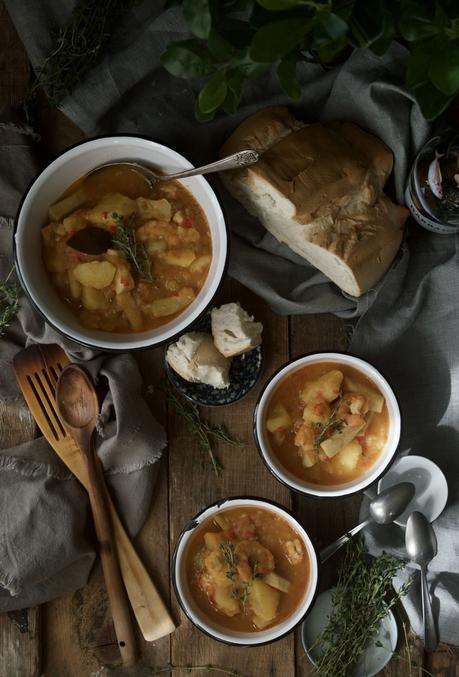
[[166, 332, 231, 389], [211, 302, 263, 358]]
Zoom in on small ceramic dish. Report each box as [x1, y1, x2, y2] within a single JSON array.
[[301, 588, 398, 677], [164, 312, 263, 406], [172, 496, 319, 646], [378, 454, 448, 526], [254, 352, 401, 499]]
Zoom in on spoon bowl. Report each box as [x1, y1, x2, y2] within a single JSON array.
[[57, 365, 99, 431], [320, 482, 415, 563], [369, 482, 416, 524], [405, 511, 438, 652]]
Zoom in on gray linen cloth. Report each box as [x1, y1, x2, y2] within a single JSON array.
[[5, 0, 459, 646], [0, 115, 166, 610]]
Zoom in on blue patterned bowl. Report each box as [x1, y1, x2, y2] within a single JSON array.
[[164, 312, 263, 406]]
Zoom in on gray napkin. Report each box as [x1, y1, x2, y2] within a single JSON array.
[[353, 225, 459, 647], [5, 1, 430, 319], [0, 116, 166, 611]]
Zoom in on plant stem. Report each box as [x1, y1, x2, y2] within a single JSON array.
[[150, 664, 244, 676]]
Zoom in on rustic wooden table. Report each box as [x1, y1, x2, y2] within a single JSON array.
[[0, 4, 458, 676]]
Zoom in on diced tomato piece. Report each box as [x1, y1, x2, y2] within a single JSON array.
[[183, 217, 193, 227], [102, 211, 108, 219]]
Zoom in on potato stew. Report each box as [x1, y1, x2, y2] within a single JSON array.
[[41, 164, 212, 332], [186, 506, 309, 632], [266, 363, 389, 485]]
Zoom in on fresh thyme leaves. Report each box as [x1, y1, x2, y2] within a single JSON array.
[[220, 542, 238, 581], [29, 0, 139, 106], [0, 269, 21, 337], [161, 380, 243, 476], [313, 395, 344, 450], [150, 664, 245, 676], [311, 539, 414, 677], [111, 212, 154, 284]]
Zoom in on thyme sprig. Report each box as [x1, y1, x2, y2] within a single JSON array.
[[150, 665, 244, 676], [161, 380, 243, 476], [0, 269, 21, 337], [220, 542, 238, 581], [313, 395, 344, 450], [111, 212, 154, 284], [29, 0, 139, 106], [311, 539, 414, 677]]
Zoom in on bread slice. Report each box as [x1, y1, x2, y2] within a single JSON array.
[[166, 332, 231, 389], [211, 303, 263, 357], [220, 108, 408, 297]]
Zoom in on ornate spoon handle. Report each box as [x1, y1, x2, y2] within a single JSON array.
[[157, 149, 259, 181]]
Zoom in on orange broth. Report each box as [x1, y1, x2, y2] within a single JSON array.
[[41, 164, 212, 333], [265, 362, 389, 485], [185, 506, 310, 632]]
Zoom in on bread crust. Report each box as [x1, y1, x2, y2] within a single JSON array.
[[221, 107, 407, 297]]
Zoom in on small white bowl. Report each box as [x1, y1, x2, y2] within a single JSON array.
[[301, 588, 398, 676], [254, 352, 401, 498], [172, 496, 319, 646], [378, 455, 448, 526], [14, 136, 228, 351]]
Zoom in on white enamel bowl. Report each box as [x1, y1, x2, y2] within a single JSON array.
[[172, 497, 319, 646], [14, 136, 228, 350], [254, 353, 401, 498]]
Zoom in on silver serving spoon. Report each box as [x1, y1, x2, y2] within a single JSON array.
[[320, 482, 415, 563], [88, 149, 259, 188], [405, 511, 438, 652]]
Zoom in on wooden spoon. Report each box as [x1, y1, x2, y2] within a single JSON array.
[[56, 364, 137, 666]]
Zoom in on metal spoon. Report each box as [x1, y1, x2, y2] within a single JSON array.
[[320, 482, 415, 563], [87, 149, 259, 189], [56, 364, 137, 666], [405, 511, 438, 652]]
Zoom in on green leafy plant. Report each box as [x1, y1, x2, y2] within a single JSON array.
[[310, 539, 414, 677], [161, 0, 459, 121]]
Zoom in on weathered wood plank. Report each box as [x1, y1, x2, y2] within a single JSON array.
[[0, 1, 29, 107], [168, 278, 294, 677]]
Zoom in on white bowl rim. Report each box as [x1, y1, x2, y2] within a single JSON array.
[[254, 352, 401, 498], [14, 133, 229, 351], [172, 496, 319, 646]]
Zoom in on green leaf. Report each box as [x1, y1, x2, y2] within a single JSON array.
[[429, 40, 459, 95], [349, 0, 385, 48], [256, 0, 301, 9], [412, 80, 454, 120], [234, 47, 270, 78], [277, 59, 301, 99], [250, 17, 313, 62], [198, 70, 228, 114], [313, 12, 348, 62], [208, 29, 239, 61], [160, 41, 214, 78], [182, 0, 211, 39], [369, 10, 395, 56], [222, 71, 245, 113], [398, 1, 439, 41]]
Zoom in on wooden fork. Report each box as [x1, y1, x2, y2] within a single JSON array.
[[13, 344, 175, 643]]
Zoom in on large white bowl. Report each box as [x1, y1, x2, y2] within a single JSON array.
[[254, 353, 401, 498], [14, 136, 228, 350], [172, 496, 319, 646]]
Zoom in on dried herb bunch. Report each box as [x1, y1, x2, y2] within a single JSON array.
[[111, 212, 154, 283], [0, 269, 21, 337], [29, 0, 139, 106], [311, 539, 413, 677], [161, 380, 243, 476]]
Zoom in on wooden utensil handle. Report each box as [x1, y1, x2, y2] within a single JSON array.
[[85, 444, 137, 666]]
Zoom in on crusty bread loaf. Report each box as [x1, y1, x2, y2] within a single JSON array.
[[211, 303, 263, 357], [220, 107, 408, 297], [166, 332, 231, 388]]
